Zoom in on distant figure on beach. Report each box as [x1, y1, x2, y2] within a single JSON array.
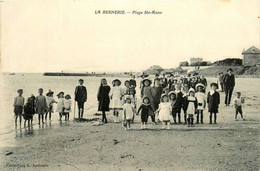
[[217, 72, 224, 92], [207, 83, 220, 124], [97, 78, 111, 124], [223, 68, 235, 106], [14, 89, 25, 128], [109, 79, 124, 123], [75, 79, 87, 118], [23, 96, 35, 127], [45, 90, 57, 122], [233, 92, 245, 121], [35, 88, 47, 125]]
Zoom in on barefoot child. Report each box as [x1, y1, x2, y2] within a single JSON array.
[[56, 92, 65, 122], [137, 97, 154, 129], [14, 89, 25, 128], [186, 88, 197, 127], [233, 92, 245, 121], [35, 88, 47, 125], [195, 83, 206, 124], [122, 97, 135, 130], [207, 83, 220, 124], [156, 94, 172, 130], [63, 94, 72, 121], [110, 79, 124, 123], [45, 90, 57, 122], [23, 96, 35, 127]]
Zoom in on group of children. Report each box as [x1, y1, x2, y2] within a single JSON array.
[[14, 88, 72, 128], [14, 74, 245, 130]]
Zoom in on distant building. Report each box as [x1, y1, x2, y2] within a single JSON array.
[[190, 57, 203, 65], [242, 46, 260, 66]]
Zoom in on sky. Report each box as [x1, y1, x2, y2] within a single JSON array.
[[1, 0, 260, 73]]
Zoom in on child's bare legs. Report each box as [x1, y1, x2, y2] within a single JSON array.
[[167, 121, 170, 129], [59, 113, 62, 122], [67, 113, 70, 121], [127, 120, 131, 130], [191, 115, 194, 127], [41, 114, 44, 124], [196, 111, 200, 124], [162, 121, 166, 129], [113, 110, 119, 123], [14, 115, 18, 128]]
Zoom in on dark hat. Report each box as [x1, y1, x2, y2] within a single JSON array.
[[227, 68, 233, 72], [125, 96, 132, 101], [143, 79, 152, 86], [46, 89, 54, 96], [17, 89, 23, 93], [57, 92, 65, 97], [79, 79, 84, 82], [65, 94, 71, 99], [161, 93, 168, 98], [210, 83, 218, 87], [112, 79, 121, 86], [155, 73, 159, 77], [38, 88, 43, 91], [124, 80, 130, 86]]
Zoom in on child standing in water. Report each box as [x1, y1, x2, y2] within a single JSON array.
[[23, 96, 35, 127], [207, 83, 220, 124], [97, 78, 111, 124], [35, 88, 47, 125], [186, 88, 197, 127], [137, 97, 154, 129], [122, 97, 135, 130], [63, 94, 72, 121], [14, 89, 25, 128], [74, 79, 87, 118], [56, 92, 65, 122], [110, 79, 124, 123], [195, 84, 206, 124], [156, 94, 172, 130], [233, 92, 245, 121], [45, 90, 57, 122]]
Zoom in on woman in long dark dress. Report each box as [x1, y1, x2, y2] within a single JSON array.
[[97, 78, 111, 123]]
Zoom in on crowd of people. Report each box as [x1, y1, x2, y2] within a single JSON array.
[[13, 68, 245, 130]]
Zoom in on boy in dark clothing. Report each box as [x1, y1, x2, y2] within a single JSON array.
[[23, 96, 35, 127], [153, 78, 163, 111], [207, 83, 220, 124], [137, 97, 154, 129], [175, 84, 183, 124], [75, 79, 87, 118], [223, 68, 235, 106]]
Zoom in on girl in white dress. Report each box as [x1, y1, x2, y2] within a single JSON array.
[[56, 92, 64, 122], [186, 88, 197, 127], [195, 84, 206, 124], [63, 94, 72, 121], [109, 79, 124, 123], [156, 94, 172, 130]]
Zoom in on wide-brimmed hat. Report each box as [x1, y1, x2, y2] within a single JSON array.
[[57, 92, 64, 97], [168, 91, 176, 96], [210, 83, 218, 87], [161, 93, 168, 98], [46, 89, 54, 96], [140, 73, 149, 78], [195, 83, 205, 90], [112, 79, 121, 86], [142, 96, 150, 103], [188, 88, 195, 93], [227, 68, 233, 72], [143, 79, 152, 86], [65, 94, 71, 99], [124, 80, 130, 86]]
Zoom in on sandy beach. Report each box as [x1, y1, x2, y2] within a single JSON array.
[[0, 75, 260, 171]]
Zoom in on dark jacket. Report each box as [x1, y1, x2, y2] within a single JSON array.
[[137, 103, 153, 116], [207, 91, 220, 113], [75, 85, 87, 102], [224, 74, 235, 88], [97, 85, 111, 111], [175, 91, 183, 112]]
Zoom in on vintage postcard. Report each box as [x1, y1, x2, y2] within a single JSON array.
[[0, 0, 259, 170]]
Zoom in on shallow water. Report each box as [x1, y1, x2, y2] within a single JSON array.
[[0, 73, 259, 148]]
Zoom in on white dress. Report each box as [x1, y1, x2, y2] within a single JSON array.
[[122, 103, 135, 120], [46, 96, 56, 112], [158, 102, 172, 121], [109, 86, 124, 109], [195, 92, 206, 110], [187, 96, 196, 115], [63, 99, 72, 113], [56, 98, 64, 113]]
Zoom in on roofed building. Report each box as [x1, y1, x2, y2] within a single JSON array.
[[242, 46, 260, 66]]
